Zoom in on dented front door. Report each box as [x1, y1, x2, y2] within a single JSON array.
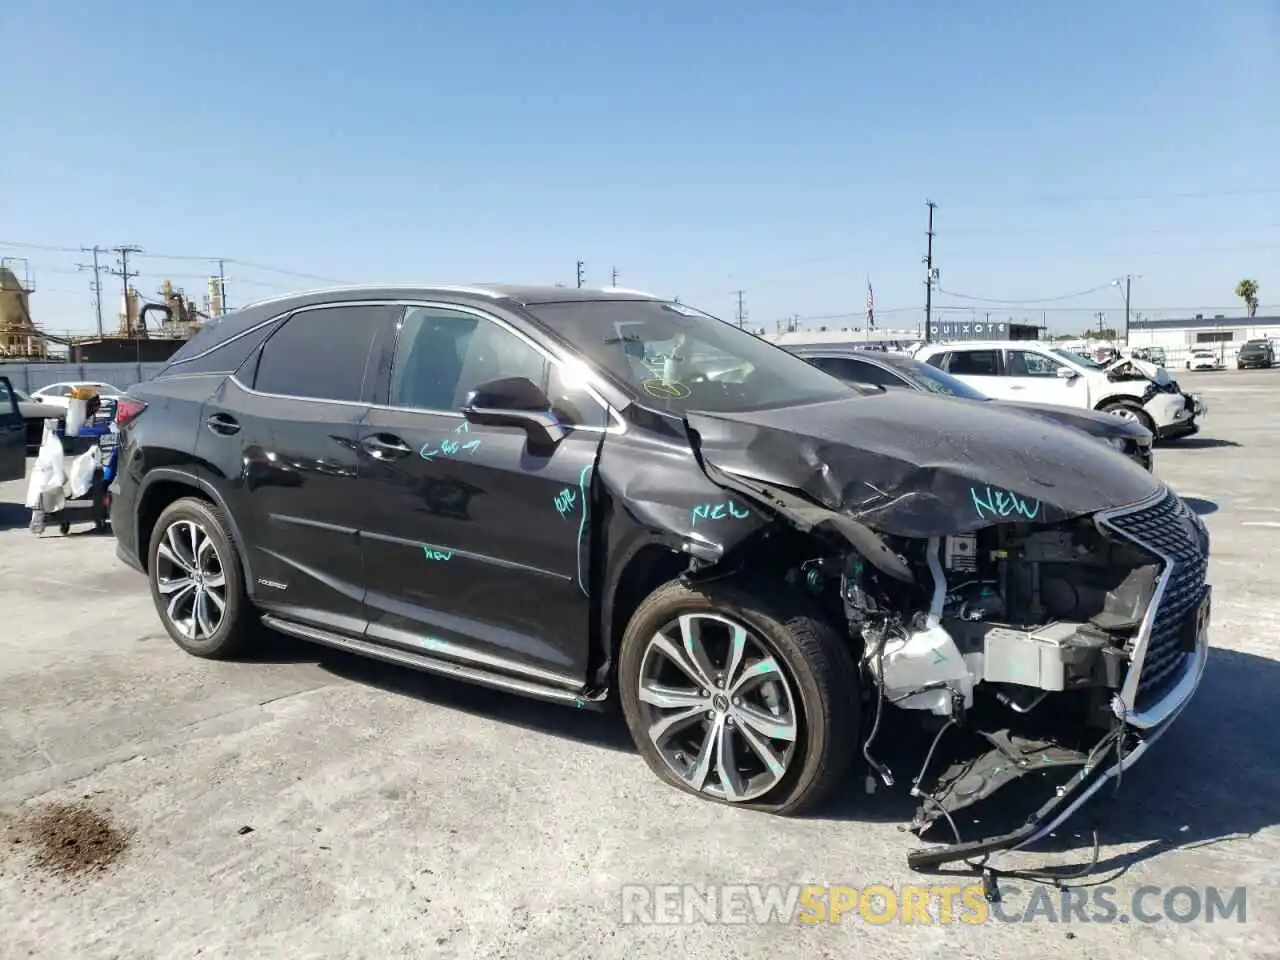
[[356, 406, 605, 685]]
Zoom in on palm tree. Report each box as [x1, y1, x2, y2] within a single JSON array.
[[1235, 279, 1259, 318]]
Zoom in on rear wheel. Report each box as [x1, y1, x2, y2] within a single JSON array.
[[618, 579, 860, 816], [147, 497, 254, 659], [1099, 398, 1156, 435]]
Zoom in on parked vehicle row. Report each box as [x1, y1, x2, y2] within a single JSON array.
[[108, 286, 1212, 873], [783, 346, 1155, 470]]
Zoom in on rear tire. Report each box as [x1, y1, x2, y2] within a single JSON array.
[[147, 497, 254, 659], [618, 578, 860, 816]]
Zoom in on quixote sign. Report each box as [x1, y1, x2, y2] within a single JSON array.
[[936, 321, 1008, 340]]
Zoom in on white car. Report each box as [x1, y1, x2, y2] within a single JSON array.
[[913, 341, 1205, 440], [28, 381, 124, 409], [1186, 349, 1224, 371]]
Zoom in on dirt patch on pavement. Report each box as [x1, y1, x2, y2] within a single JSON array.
[[5, 800, 130, 876]]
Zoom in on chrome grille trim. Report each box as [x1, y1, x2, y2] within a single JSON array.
[[1094, 486, 1210, 729]]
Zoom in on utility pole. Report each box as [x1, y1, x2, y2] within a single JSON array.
[[734, 290, 747, 328], [218, 259, 229, 313], [108, 245, 142, 335], [1112, 274, 1140, 344], [576, 260, 585, 289], [923, 200, 937, 342], [611, 266, 618, 286], [76, 245, 107, 338]]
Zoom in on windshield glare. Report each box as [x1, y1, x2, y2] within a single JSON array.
[[528, 299, 857, 414], [1051, 348, 1104, 370], [897, 358, 989, 400]]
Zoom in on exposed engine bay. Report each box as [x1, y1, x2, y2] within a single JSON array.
[[781, 506, 1205, 874]]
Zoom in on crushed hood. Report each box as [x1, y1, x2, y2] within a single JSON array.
[[686, 392, 1162, 539], [1106, 356, 1172, 387]]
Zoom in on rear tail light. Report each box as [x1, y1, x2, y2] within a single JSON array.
[[114, 398, 148, 428]]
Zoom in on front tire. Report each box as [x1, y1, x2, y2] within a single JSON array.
[[147, 497, 254, 659], [1099, 398, 1156, 435], [618, 579, 860, 816]]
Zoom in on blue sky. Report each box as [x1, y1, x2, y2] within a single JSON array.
[[3, 0, 1277, 336]]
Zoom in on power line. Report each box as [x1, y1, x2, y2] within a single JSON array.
[[944, 186, 1280, 208], [934, 282, 1119, 304]]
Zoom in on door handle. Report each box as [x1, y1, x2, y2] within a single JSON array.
[[5, 421, 23, 431], [206, 413, 241, 436], [361, 434, 412, 459]]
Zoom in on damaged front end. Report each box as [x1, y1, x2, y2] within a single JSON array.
[[875, 495, 1209, 873], [686, 402, 1211, 875]]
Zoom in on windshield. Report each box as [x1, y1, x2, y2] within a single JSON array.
[[1051, 348, 1104, 370], [527, 299, 857, 414], [895, 358, 989, 400]]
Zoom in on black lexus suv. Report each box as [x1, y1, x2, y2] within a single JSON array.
[[110, 285, 1211, 871]]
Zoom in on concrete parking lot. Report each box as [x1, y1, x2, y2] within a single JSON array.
[[1, 369, 1278, 959]]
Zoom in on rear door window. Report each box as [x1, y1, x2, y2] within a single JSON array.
[[252, 304, 391, 402], [945, 350, 1001, 376]]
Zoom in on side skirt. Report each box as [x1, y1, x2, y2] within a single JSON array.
[[260, 614, 610, 711]]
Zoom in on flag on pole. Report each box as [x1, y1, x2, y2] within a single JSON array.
[[866, 276, 875, 329]]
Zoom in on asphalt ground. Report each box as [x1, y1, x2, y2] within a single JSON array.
[[1, 368, 1277, 958]]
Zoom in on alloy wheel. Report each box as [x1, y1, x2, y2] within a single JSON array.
[[1107, 406, 1142, 424], [636, 612, 800, 802], [154, 519, 227, 641]]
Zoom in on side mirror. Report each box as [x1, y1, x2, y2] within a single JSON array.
[[1056, 367, 1078, 380], [461, 376, 567, 446]]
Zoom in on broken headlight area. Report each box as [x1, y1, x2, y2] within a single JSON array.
[[795, 488, 1209, 874]]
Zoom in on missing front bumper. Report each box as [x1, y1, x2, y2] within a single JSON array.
[[903, 621, 1209, 874]]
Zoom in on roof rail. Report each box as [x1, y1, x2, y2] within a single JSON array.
[[600, 286, 662, 298], [238, 283, 507, 311]]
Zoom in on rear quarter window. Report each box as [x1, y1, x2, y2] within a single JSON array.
[[157, 314, 284, 377]]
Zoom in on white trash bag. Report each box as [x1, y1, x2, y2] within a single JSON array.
[[68, 445, 99, 499], [25, 422, 67, 510]]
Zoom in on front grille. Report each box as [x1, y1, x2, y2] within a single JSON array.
[[1100, 488, 1208, 708]]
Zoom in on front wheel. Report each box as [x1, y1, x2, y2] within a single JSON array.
[[617, 579, 860, 816], [147, 497, 254, 659], [1099, 398, 1156, 435]]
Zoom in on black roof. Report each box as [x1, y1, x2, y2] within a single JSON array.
[[191, 283, 666, 346], [482, 285, 663, 304], [784, 344, 917, 367]]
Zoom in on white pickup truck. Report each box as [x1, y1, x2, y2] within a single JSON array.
[[912, 340, 1205, 440]]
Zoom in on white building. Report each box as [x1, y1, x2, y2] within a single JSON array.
[[1128, 313, 1280, 367]]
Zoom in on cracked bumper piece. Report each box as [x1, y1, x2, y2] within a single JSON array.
[[905, 613, 1208, 872]]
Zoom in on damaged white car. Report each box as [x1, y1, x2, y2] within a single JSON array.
[[913, 341, 1206, 441]]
